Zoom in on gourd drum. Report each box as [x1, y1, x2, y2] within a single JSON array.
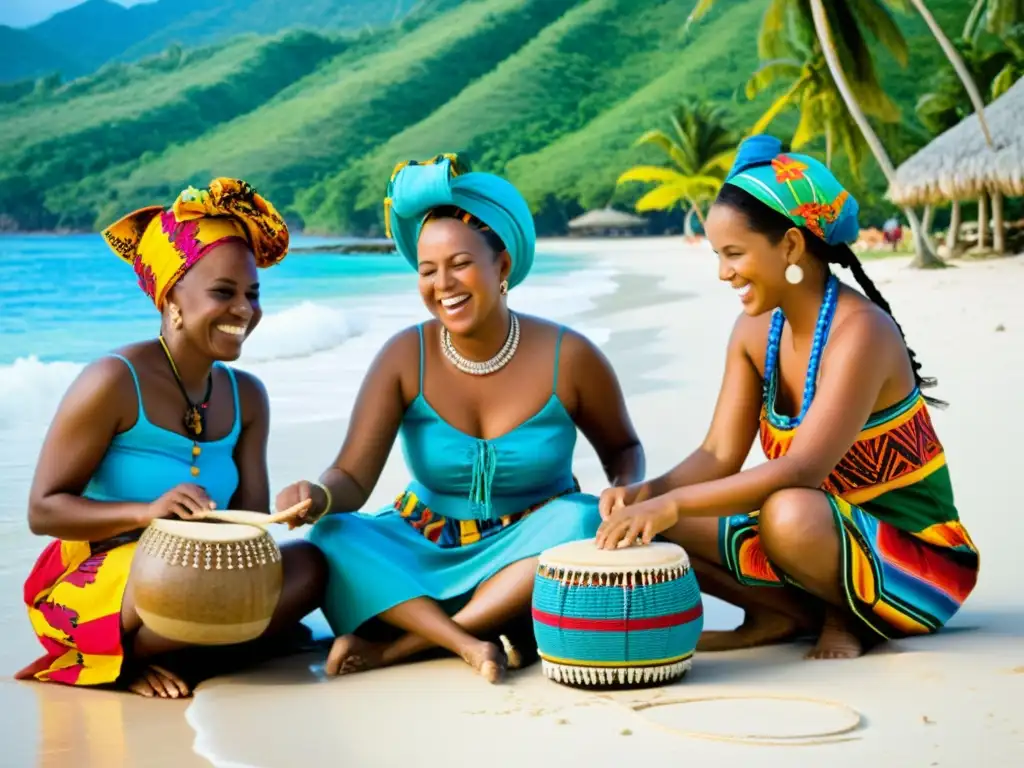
[[532, 539, 703, 688], [129, 515, 283, 645]]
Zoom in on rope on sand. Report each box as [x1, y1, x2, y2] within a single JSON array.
[[619, 694, 864, 747]]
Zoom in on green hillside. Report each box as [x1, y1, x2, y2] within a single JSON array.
[[0, 0, 981, 234], [6, 0, 437, 84], [0, 25, 82, 83]]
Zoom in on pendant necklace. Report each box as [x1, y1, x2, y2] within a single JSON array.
[[158, 335, 213, 477]]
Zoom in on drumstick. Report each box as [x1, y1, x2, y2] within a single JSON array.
[[263, 499, 314, 525], [198, 500, 313, 529]]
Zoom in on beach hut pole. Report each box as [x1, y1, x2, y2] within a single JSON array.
[[923, 205, 935, 236], [992, 191, 1006, 254], [945, 200, 962, 255], [978, 193, 989, 250]]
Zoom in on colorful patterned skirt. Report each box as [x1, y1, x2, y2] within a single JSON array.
[[17, 539, 136, 686], [719, 495, 979, 639]]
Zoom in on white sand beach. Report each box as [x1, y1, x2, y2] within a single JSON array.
[[3, 237, 1022, 766]]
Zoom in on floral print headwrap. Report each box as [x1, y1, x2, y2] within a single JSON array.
[[723, 134, 860, 246]]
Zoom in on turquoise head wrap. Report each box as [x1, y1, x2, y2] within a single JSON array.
[[384, 155, 536, 289], [723, 134, 860, 246]]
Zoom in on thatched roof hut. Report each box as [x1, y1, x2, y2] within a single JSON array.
[[567, 207, 648, 236], [889, 77, 1024, 207], [888, 76, 1023, 254]]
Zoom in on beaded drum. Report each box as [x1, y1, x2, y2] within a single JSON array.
[[532, 539, 703, 688], [129, 515, 283, 645]]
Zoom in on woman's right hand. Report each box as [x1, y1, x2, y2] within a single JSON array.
[[598, 482, 646, 520], [146, 483, 216, 523], [275, 481, 329, 529]]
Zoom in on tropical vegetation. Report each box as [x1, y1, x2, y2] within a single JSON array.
[[0, 0, 1010, 244]]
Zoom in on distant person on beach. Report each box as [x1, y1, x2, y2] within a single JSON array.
[[276, 155, 644, 683], [18, 180, 326, 698], [883, 216, 903, 251], [595, 135, 978, 660]]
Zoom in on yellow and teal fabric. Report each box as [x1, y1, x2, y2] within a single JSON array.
[[725, 134, 860, 246], [102, 178, 289, 308], [383, 154, 535, 289], [309, 324, 602, 637]]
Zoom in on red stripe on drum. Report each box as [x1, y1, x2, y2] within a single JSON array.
[[531, 604, 703, 631]]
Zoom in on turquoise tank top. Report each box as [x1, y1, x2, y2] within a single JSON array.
[[399, 324, 579, 521], [83, 355, 243, 513]]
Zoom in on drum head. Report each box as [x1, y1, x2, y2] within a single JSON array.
[[150, 514, 266, 541], [538, 538, 688, 571]]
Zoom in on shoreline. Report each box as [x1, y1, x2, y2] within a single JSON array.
[[2, 237, 1021, 766]]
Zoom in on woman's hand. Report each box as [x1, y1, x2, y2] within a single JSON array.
[[598, 483, 646, 520], [595, 494, 679, 550], [146, 483, 216, 523], [275, 481, 329, 529]]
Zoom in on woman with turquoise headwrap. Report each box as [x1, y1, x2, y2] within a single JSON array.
[[596, 135, 978, 661], [276, 155, 644, 682]]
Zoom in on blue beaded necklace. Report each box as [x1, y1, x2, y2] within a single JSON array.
[[763, 272, 840, 429]]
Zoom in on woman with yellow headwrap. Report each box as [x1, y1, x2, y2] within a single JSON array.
[[17, 179, 326, 698], [275, 156, 645, 683]]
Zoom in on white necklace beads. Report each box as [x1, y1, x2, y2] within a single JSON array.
[[441, 312, 520, 376]]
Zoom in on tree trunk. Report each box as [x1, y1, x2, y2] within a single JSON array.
[[993, 190, 1006, 254], [686, 196, 707, 226], [683, 207, 697, 238], [978, 193, 989, 250], [808, 0, 944, 268], [923, 205, 934, 232], [908, 0, 995, 148], [945, 199, 962, 255]]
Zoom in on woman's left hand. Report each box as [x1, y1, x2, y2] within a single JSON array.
[[595, 495, 679, 550]]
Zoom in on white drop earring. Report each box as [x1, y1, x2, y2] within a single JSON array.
[[784, 264, 804, 285]]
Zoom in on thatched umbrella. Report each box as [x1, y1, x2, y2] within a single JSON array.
[[888, 76, 1024, 254], [567, 207, 649, 236]]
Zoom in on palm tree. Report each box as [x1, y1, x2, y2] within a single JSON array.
[[686, 0, 995, 266], [904, 0, 994, 146], [745, 46, 879, 178], [965, 0, 1024, 42], [805, 0, 942, 266], [915, 36, 1014, 134], [616, 99, 740, 234]]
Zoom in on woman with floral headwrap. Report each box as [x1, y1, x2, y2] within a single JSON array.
[[275, 156, 644, 683], [596, 135, 979, 660], [18, 180, 326, 698]]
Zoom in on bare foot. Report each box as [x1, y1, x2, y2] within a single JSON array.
[[460, 640, 507, 684], [325, 634, 388, 676], [805, 608, 864, 660], [698, 608, 803, 652], [127, 665, 190, 699]]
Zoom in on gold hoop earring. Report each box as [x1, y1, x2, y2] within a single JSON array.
[[499, 279, 509, 295]]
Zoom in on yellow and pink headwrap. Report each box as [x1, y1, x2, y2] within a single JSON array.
[[101, 178, 289, 309]]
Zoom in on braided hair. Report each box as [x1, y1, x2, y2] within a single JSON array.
[[715, 184, 945, 408], [424, 205, 507, 256]]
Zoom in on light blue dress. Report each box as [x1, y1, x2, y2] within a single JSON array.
[[309, 324, 601, 636], [85, 355, 242, 510]]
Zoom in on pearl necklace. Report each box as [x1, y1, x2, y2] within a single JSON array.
[[441, 312, 520, 376]]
